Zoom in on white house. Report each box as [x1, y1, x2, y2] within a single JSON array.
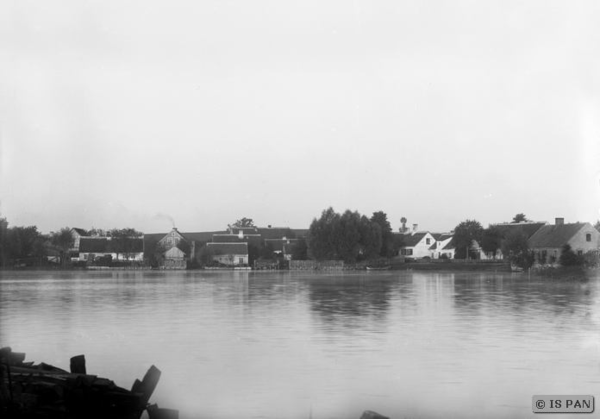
[[430, 233, 455, 259], [398, 232, 437, 259]]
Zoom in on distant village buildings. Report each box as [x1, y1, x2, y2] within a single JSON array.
[[142, 225, 308, 269], [395, 217, 599, 266], [63, 215, 599, 270]]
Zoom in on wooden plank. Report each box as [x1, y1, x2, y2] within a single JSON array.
[[70, 354, 86, 374], [131, 365, 161, 405]]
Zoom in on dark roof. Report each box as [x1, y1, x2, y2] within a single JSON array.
[[213, 234, 247, 243], [442, 238, 456, 250], [400, 232, 429, 247], [206, 242, 248, 255], [229, 226, 259, 234], [144, 231, 226, 256], [492, 222, 546, 239], [79, 238, 110, 252], [528, 223, 587, 249], [184, 231, 225, 243], [291, 229, 309, 238], [256, 227, 295, 240]]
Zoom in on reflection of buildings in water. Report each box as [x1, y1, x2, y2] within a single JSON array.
[[307, 275, 393, 330], [399, 272, 457, 318], [451, 272, 598, 317]]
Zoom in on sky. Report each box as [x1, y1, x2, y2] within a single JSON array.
[[1, 0, 600, 234]]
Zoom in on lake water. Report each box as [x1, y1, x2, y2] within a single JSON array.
[[1, 270, 599, 419]]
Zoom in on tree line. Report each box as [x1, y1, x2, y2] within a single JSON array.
[[306, 208, 400, 263]]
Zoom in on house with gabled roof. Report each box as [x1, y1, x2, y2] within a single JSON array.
[[398, 231, 437, 259], [429, 233, 455, 259], [528, 218, 600, 265], [69, 228, 89, 258], [148, 228, 192, 269], [206, 242, 249, 266]]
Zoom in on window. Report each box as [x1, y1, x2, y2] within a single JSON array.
[[407, 249, 413, 256], [586, 233, 592, 242], [426, 238, 431, 245]]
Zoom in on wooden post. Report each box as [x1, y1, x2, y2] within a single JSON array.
[[70, 355, 86, 374], [131, 365, 161, 405]]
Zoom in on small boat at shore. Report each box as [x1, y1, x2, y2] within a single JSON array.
[[366, 266, 391, 271]]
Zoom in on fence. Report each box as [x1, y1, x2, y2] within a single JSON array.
[[289, 260, 345, 271]]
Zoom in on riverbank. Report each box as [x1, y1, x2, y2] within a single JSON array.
[[529, 265, 597, 281]]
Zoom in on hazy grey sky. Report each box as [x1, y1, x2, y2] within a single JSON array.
[[1, 0, 599, 234]]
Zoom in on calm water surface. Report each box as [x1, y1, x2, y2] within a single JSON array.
[[1, 270, 599, 419]]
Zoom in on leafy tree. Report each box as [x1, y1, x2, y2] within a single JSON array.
[[110, 228, 143, 262], [232, 218, 255, 228], [594, 220, 600, 232], [307, 207, 340, 260], [0, 217, 8, 266], [259, 242, 276, 260], [559, 244, 582, 266], [370, 211, 394, 257], [481, 225, 503, 258], [512, 213, 529, 223], [582, 250, 600, 268], [501, 228, 534, 269], [307, 207, 385, 263], [50, 227, 74, 267], [290, 238, 308, 260], [337, 210, 362, 262], [196, 245, 216, 266], [453, 219, 484, 259], [247, 242, 260, 266], [392, 233, 405, 256], [359, 215, 382, 260], [0, 223, 46, 266]]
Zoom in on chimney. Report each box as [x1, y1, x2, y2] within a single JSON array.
[[555, 217, 564, 225], [412, 224, 418, 232]]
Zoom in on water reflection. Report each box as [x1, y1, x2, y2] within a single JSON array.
[[1, 270, 600, 419], [308, 273, 393, 330]]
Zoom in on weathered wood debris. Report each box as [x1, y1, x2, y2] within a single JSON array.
[[0, 347, 177, 419]]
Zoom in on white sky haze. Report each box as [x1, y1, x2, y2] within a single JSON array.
[[1, 0, 600, 233]]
